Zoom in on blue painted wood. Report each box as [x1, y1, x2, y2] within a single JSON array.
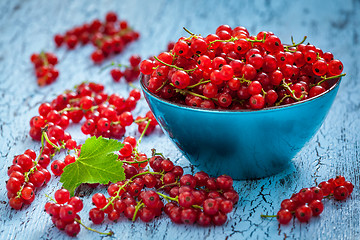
[[0, 0, 359, 239]]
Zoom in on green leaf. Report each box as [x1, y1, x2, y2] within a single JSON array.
[[60, 136, 124, 195]]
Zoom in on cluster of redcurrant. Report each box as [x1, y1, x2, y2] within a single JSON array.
[[45, 189, 83, 237], [29, 82, 154, 143], [6, 148, 51, 210], [53, 11, 139, 64], [7, 81, 162, 209], [110, 54, 142, 83], [30, 52, 59, 86], [88, 146, 239, 226], [134, 111, 158, 136], [140, 26, 345, 110], [6, 122, 82, 210], [262, 175, 354, 224], [45, 189, 112, 237]]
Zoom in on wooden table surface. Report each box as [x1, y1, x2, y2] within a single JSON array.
[[0, 0, 359, 239]]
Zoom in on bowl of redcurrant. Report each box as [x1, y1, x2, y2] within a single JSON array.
[[139, 25, 345, 180]]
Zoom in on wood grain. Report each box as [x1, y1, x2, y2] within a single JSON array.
[[0, 0, 359, 239]]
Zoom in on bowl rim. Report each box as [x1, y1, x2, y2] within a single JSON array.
[[140, 74, 342, 113]]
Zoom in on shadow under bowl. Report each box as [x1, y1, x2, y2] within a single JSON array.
[[141, 75, 342, 180]]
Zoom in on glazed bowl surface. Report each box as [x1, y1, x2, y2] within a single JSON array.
[[141, 75, 341, 179]]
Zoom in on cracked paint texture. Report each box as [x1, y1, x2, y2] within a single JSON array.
[[0, 0, 359, 239]]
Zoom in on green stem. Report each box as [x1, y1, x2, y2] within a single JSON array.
[[157, 182, 180, 190], [183, 27, 195, 36], [43, 131, 61, 151], [136, 119, 151, 148], [187, 79, 211, 89], [101, 171, 163, 211], [153, 56, 197, 72], [17, 132, 47, 198], [316, 73, 346, 86], [45, 194, 57, 203], [192, 205, 204, 210], [75, 219, 113, 236], [234, 76, 252, 84], [246, 37, 264, 43], [122, 158, 150, 165], [208, 37, 238, 47], [155, 79, 169, 92], [286, 36, 307, 49], [151, 149, 165, 158], [156, 192, 203, 209], [40, 51, 49, 66], [281, 79, 304, 101], [175, 88, 211, 100], [60, 105, 99, 114], [99, 62, 129, 72], [111, 121, 122, 125], [261, 214, 277, 218], [128, 82, 139, 89], [134, 117, 149, 124], [261, 88, 267, 96], [132, 202, 144, 222], [157, 192, 178, 202], [275, 94, 291, 106], [113, 62, 130, 69], [101, 180, 131, 211], [59, 107, 81, 113]]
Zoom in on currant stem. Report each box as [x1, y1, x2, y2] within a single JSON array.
[[113, 62, 130, 69], [157, 192, 178, 202], [246, 34, 266, 43], [151, 149, 165, 158], [186, 79, 211, 89], [100, 62, 129, 72], [75, 218, 114, 236], [316, 73, 346, 86], [128, 82, 139, 89], [60, 105, 99, 114], [121, 157, 150, 165], [45, 194, 57, 203], [111, 121, 122, 125], [16, 133, 46, 198], [153, 56, 198, 73], [261, 214, 277, 218], [281, 79, 304, 101], [261, 88, 267, 97], [133, 117, 149, 124], [291, 36, 295, 45], [101, 180, 131, 211], [286, 36, 307, 49], [59, 107, 82, 113], [275, 94, 291, 106], [43, 131, 61, 151], [156, 192, 203, 209], [157, 182, 180, 190], [234, 76, 252, 84], [136, 119, 151, 148], [183, 27, 195, 36], [155, 79, 169, 92], [175, 88, 211, 100], [192, 205, 204, 210], [131, 171, 163, 180], [132, 202, 144, 222], [40, 51, 49, 66], [208, 37, 238, 48], [101, 171, 163, 211]]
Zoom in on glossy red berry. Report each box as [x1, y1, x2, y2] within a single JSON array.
[[277, 209, 293, 224], [295, 205, 312, 222]]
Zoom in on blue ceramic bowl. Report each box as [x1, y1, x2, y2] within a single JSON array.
[[141, 75, 342, 179]]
